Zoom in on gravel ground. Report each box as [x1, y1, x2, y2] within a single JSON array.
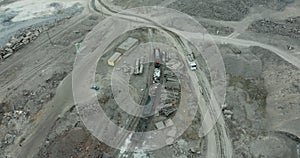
[[35, 105, 113, 158], [0, 12, 104, 157], [248, 16, 300, 39], [167, 0, 294, 21], [220, 44, 300, 157], [198, 20, 234, 36], [1, 0, 299, 157]]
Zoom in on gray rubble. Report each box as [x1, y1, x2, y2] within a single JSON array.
[[167, 0, 294, 21], [248, 16, 300, 39], [0, 3, 84, 61], [0, 26, 46, 61]]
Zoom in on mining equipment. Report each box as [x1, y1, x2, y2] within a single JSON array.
[[154, 48, 161, 68], [153, 48, 161, 83]]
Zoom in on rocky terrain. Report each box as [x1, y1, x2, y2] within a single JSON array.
[[220, 44, 300, 157], [112, 0, 294, 21], [0, 1, 105, 156], [35, 105, 113, 158], [249, 16, 300, 39]]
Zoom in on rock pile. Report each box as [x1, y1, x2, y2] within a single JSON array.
[[0, 26, 49, 61], [248, 17, 300, 39], [168, 0, 294, 21]]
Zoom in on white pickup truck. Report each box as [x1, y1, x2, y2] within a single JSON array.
[[188, 60, 197, 70], [187, 54, 197, 71]]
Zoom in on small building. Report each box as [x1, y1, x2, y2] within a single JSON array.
[[155, 121, 165, 130], [108, 52, 122, 66], [116, 37, 139, 53], [164, 119, 174, 127]]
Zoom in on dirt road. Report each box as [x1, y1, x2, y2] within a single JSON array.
[[11, 75, 74, 158]]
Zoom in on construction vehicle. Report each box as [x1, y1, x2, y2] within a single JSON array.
[[154, 48, 161, 68], [153, 48, 162, 83], [134, 58, 144, 75], [159, 106, 177, 117], [187, 53, 197, 71], [153, 68, 161, 83]]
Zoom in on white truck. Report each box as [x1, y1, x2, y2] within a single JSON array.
[[188, 60, 197, 70], [187, 53, 197, 70], [153, 68, 161, 83]]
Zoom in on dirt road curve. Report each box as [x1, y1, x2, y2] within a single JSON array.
[[211, 35, 300, 70], [165, 30, 300, 70]]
